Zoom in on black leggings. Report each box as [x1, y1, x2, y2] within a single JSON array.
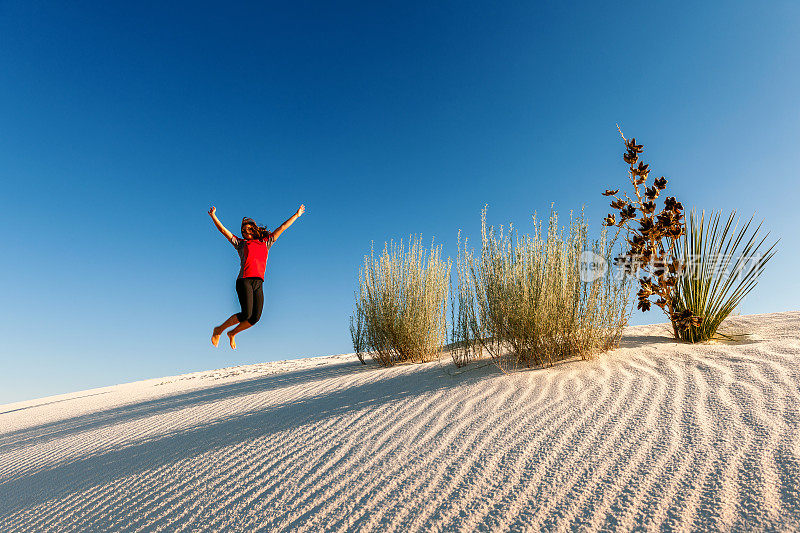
[[235, 277, 264, 325]]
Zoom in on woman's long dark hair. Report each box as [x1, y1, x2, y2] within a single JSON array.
[[241, 217, 271, 241]]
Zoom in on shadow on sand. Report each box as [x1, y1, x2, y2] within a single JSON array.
[[0, 328, 700, 517], [0, 358, 497, 516], [0, 391, 113, 416], [0, 361, 372, 452]]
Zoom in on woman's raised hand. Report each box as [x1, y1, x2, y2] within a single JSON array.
[[208, 206, 216, 217], [296, 204, 306, 217]]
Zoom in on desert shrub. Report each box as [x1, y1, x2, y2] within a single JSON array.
[[672, 210, 778, 342], [349, 312, 367, 365], [351, 236, 451, 366], [452, 207, 631, 371]]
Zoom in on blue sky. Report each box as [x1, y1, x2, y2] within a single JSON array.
[[1, 1, 798, 404]]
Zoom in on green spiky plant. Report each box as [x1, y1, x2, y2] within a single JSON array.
[[672, 210, 778, 342], [351, 236, 451, 366]]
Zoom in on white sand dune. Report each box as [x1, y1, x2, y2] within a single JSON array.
[[1, 312, 800, 531]]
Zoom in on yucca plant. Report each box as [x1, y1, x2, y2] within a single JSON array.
[[672, 210, 778, 342], [453, 207, 631, 371], [351, 236, 451, 366]]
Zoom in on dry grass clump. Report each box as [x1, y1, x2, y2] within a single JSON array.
[[452, 207, 631, 371], [672, 210, 778, 342], [351, 236, 451, 366]]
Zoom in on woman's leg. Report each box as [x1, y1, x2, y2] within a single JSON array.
[[212, 279, 251, 349], [211, 314, 240, 347], [226, 319, 252, 349], [227, 278, 258, 349], [248, 280, 264, 325], [234, 278, 254, 324]]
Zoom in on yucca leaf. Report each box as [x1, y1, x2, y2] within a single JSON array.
[[673, 209, 778, 342]]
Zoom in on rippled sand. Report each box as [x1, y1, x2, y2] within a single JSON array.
[[1, 312, 799, 531]]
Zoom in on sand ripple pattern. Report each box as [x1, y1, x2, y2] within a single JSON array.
[[1, 312, 800, 531]]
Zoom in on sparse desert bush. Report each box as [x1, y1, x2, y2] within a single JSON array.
[[349, 311, 367, 365], [452, 207, 631, 371], [351, 236, 451, 366], [672, 210, 778, 342]]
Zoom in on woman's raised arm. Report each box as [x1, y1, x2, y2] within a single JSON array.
[[271, 204, 305, 241], [208, 206, 235, 243]]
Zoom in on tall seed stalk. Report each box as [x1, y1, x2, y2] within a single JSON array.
[[602, 129, 696, 336]]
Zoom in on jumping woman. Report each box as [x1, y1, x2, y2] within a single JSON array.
[[208, 204, 305, 349]]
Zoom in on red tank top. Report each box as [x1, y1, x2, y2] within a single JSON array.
[[231, 234, 275, 279]]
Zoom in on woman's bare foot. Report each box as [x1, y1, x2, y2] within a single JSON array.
[[211, 326, 224, 347], [227, 331, 237, 349]]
